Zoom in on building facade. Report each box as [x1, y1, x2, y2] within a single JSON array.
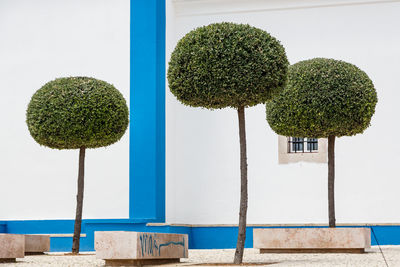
[[1, 0, 400, 251]]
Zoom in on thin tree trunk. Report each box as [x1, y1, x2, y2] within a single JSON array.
[[328, 136, 336, 228], [72, 146, 85, 253], [234, 106, 248, 264]]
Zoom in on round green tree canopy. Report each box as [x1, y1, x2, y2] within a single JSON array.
[[266, 58, 378, 138], [27, 77, 129, 149], [168, 22, 289, 109]]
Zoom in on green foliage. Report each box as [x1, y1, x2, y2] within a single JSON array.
[[266, 58, 378, 138], [27, 77, 129, 149], [168, 22, 289, 109]]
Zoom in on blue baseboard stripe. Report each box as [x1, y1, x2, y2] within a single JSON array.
[[0, 220, 399, 252]]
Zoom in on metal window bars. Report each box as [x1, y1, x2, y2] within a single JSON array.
[[288, 137, 318, 153]]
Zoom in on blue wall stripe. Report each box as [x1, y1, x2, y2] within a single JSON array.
[[130, 0, 166, 222], [155, 0, 166, 225], [0, 223, 6, 233], [1, 220, 399, 251]]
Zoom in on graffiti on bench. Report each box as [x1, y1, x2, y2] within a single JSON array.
[[139, 233, 186, 258]]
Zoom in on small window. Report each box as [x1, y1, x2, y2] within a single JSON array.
[[288, 137, 318, 153], [278, 136, 327, 164]]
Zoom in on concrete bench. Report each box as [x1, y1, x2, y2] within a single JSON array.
[[0, 234, 24, 263], [254, 228, 370, 253], [95, 231, 188, 266], [25, 235, 50, 255]]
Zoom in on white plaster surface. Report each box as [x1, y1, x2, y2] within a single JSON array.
[[0, 0, 130, 220], [253, 228, 370, 249], [95, 231, 188, 260], [1, 0, 399, 226], [166, 0, 400, 225]]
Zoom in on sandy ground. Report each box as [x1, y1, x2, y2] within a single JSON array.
[[2, 246, 399, 267]]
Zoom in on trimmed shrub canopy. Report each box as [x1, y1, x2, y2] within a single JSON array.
[[168, 22, 289, 109], [266, 58, 377, 138], [27, 77, 129, 149]]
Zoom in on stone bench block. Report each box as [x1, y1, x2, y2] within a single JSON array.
[[0, 234, 24, 262], [95, 231, 188, 266], [254, 228, 370, 253], [25, 235, 50, 254]]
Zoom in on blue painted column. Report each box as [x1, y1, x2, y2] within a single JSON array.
[[130, 0, 165, 222]]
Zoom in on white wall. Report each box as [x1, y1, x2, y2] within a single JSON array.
[[0, 0, 130, 219], [166, 0, 400, 224]]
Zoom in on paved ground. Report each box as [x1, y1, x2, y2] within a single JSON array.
[[2, 246, 399, 266]]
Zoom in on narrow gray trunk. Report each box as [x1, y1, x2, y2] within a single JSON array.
[[328, 136, 336, 228], [72, 146, 85, 253], [234, 106, 248, 264]]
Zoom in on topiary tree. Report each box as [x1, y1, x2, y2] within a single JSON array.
[[26, 77, 129, 253], [168, 22, 288, 263], [266, 58, 377, 227]]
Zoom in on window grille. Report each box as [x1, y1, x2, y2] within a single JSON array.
[[288, 137, 318, 153]]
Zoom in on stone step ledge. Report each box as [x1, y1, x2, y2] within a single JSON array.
[[95, 231, 188, 266], [254, 228, 371, 253], [0, 234, 24, 260]]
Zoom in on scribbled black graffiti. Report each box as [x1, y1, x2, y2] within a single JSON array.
[[139, 233, 185, 257]]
